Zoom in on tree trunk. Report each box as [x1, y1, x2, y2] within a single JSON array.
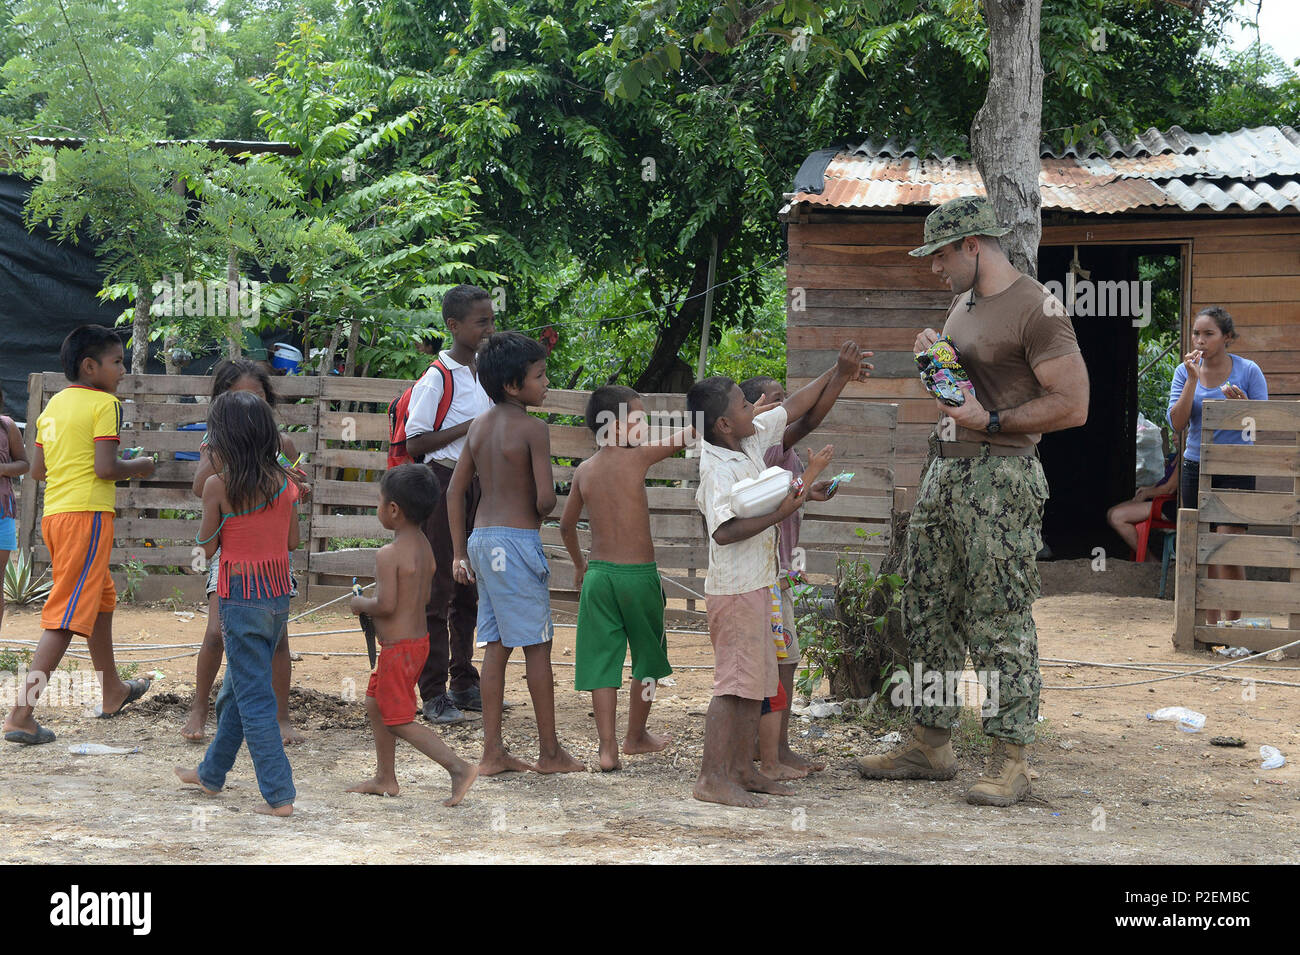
[[971, 0, 1045, 279], [164, 334, 182, 375], [131, 286, 152, 374], [318, 320, 341, 376], [225, 246, 242, 359], [344, 319, 361, 377]]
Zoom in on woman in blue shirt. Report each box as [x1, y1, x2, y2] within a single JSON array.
[[1167, 306, 1267, 624]]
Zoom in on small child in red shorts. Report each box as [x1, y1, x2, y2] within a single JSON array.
[[346, 464, 477, 806]]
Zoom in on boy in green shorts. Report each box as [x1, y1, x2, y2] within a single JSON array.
[[559, 386, 694, 771]]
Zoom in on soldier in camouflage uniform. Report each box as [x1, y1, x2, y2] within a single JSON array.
[[855, 196, 1089, 806]]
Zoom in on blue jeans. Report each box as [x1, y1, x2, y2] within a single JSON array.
[[198, 580, 294, 808]]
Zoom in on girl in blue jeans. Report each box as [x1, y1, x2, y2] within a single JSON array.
[[176, 391, 300, 815]]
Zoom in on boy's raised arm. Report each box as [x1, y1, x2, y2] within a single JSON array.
[[638, 425, 696, 466], [558, 476, 586, 589], [783, 342, 864, 450], [529, 418, 557, 518], [448, 439, 476, 584], [782, 341, 872, 426]]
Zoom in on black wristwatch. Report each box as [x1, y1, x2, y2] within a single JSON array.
[[985, 409, 1001, 434]]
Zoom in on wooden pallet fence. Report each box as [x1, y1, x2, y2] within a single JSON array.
[[19, 374, 897, 606], [1173, 398, 1300, 657]]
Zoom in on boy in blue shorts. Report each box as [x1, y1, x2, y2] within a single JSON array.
[[448, 332, 583, 776], [559, 386, 694, 770]]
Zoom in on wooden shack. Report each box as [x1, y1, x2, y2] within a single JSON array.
[[782, 125, 1300, 558]]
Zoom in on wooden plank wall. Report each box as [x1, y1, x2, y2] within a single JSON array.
[[785, 211, 1300, 509], [1173, 399, 1300, 658], [19, 372, 896, 606]]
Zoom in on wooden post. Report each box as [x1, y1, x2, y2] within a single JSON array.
[[1290, 425, 1300, 640], [1173, 506, 1197, 652], [695, 234, 718, 380], [17, 374, 44, 564]]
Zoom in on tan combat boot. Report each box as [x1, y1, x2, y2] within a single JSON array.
[[855, 724, 958, 780], [965, 738, 1031, 806]]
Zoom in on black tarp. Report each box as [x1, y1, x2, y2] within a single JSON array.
[[0, 173, 127, 423], [0, 173, 300, 424]]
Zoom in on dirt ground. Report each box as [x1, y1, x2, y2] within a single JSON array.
[[2, 589, 1298, 864]]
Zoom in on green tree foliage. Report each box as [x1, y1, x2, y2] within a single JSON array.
[[235, 23, 502, 377]]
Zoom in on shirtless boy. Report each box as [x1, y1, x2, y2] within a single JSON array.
[[448, 332, 583, 776], [559, 386, 694, 771], [347, 464, 477, 806]]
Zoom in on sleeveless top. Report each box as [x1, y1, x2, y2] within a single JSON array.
[[0, 415, 15, 519], [217, 478, 299, 598]]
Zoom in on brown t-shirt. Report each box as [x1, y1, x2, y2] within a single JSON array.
[[939, 274, 1081, 448]]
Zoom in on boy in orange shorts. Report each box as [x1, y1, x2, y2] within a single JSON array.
[[346, 464, 477, 806], [3, 326, 155, 745]]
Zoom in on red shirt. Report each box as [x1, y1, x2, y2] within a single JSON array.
[[218, 479, 299, 598]]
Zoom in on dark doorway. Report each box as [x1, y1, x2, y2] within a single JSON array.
[[1035, 243, 1183, 559]]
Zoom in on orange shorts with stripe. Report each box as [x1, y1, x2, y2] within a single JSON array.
[[41, 511, 116, 637]]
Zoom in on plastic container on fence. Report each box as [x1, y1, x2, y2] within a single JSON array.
[[1147, 706, 1206, 732], [1260, 745, 1286, 770], [271, 343, 303, 375]]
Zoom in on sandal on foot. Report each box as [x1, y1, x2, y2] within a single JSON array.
[[4, 726, 56, 745], [96, 678, 152, 718]]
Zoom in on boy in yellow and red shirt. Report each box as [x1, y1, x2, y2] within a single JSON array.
[[3, 326, 156, 745]]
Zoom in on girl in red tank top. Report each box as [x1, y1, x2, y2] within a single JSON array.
[[180, 390, 300, 815]]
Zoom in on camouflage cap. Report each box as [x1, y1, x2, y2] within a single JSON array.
[[909, 195, 1010, 257]]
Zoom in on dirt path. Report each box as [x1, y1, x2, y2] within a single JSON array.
[[1, 595, 1297, 863]]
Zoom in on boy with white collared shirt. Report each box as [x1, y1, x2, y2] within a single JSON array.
[[403, 285, 495, 724], [687, 354, 870, 809]]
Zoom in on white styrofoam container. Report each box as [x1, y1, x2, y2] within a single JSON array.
[[731, 466, 792, 518]]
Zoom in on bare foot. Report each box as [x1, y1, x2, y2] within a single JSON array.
[[3, 715, 42, 737], [693, 775, 768, 808], [479, 751, 538, 776], [536, 747, 585, 774], [622, 730, 670, 755], [280, 720, 306, 746], [444, 762, 478, 807], [741, 768, 795, 796], [598, 739, 622, 772], [781, 748, 826, 773], [347, 776, 399, 796], [760, 759, 809, 781], [181, 707, 207, 742], [173, 765, 220, 795], [255, 802, 293, 816]]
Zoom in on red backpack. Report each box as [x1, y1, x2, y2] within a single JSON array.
[[387, 358, 454, 468]]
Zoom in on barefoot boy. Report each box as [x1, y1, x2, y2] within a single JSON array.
[[347, 464, 478, 806], [741, 340, 867, 778], [688, 351, 870, 808], [3, 326, 154, 746], [448, 332, 582, 776], [559, 386, 694, 771]]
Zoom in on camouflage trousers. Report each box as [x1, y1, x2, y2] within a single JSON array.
[[901, 446, 1048, 744]]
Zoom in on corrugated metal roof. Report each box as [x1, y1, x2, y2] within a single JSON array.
[[790, 126, 1300, 214], [24, 137, 298, 156]]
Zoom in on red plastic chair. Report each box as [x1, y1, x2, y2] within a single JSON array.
[[1133, 493, 1177, 562]]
